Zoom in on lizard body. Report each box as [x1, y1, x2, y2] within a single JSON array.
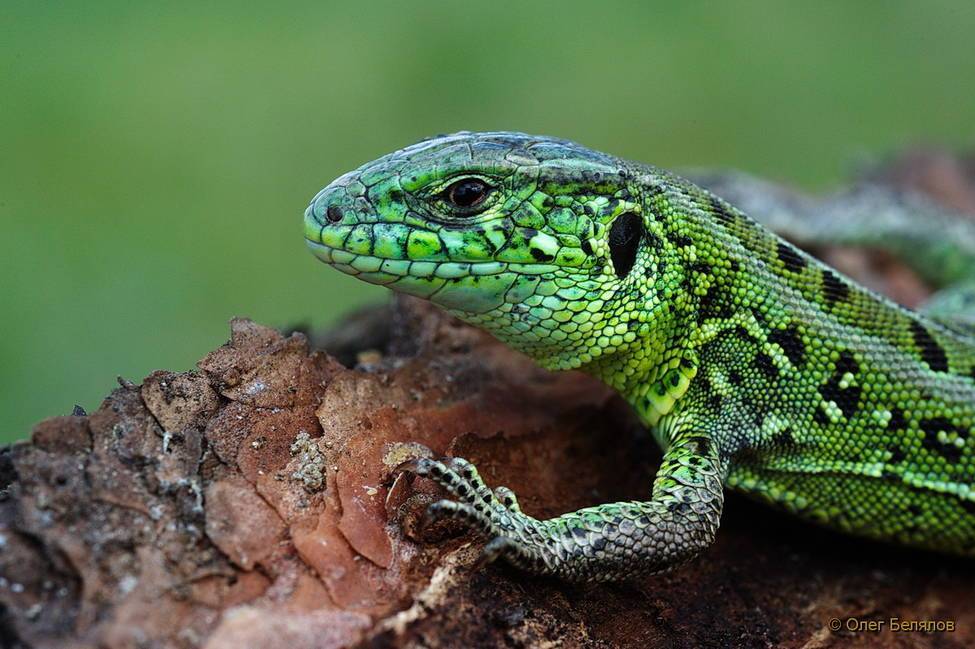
[[305, 132, 975, 581]]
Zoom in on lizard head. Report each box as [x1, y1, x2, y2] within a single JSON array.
[[305, 131, 673, 371]]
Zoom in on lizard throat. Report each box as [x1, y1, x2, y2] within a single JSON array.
[[590, 355, 699, 428], [635, 362, 698, 426]]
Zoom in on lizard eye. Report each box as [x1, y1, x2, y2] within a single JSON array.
[[445, 178, 491, 210]]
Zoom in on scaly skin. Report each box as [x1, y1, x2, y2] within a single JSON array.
[[304, 132, 975, 582]]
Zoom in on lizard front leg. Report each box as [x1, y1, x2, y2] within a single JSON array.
[[397, 428, 727, 582]]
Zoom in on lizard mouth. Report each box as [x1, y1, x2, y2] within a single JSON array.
[[305, 235, 566, 314], [306, 238, 557, 283]]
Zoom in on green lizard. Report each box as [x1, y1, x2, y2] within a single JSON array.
[[304, 132, 975, 582]]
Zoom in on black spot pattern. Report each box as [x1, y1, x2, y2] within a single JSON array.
[[709, 195, 737, 225], [754, 352, 779, 381], [733, 325, 754, 342], [698, 283, 734, 323], [687, 436, 712, 456], [919, 417, 965, 463], [608, 212, 643, 279], [530, 247, 554, 262], [821, 270, 851, 306], [707, 393, 723, 411], [887, 444, 907, 464], [688, 261, 712, 276], [767, 324, 806, 369], [887, 407, 907, 431], [813, 408, 830, 425], [909, 320, 950, 373], [776, 242, 807, 274], [772, 427, 795, 447], [751, 401, 771, 428], [818, 351, 862, 419]]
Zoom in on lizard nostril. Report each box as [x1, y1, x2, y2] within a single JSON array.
[[326, 205, 344, 223]]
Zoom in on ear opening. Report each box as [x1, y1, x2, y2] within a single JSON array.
[[608, 212, 643, 278]]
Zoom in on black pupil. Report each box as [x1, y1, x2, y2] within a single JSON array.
[[449, 180, 487, 207]]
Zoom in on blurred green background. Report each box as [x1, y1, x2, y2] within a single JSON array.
[[3, 1, 974, 442]]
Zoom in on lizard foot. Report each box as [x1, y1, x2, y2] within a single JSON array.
[[395, 456, 540, 567]]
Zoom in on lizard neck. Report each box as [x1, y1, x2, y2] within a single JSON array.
[[581, 328, 699, 428]]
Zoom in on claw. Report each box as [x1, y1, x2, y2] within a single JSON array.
[[393, 457, 433, 475], [473, 536, 516, 571], [394, 456, 440, 477], [425, 499, 493, 535], [421, 499, 456, 529], [393, 458, 422, 475]]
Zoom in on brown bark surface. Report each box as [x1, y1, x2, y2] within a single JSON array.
[[2, 151, 975, 649]]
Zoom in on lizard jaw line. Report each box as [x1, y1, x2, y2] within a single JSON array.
[[305, 239, 561, 281]]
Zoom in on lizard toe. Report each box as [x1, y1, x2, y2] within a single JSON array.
[[425, 499, 493, 534], [493, 486, 521, 513], [401, 456, 493, 509]]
